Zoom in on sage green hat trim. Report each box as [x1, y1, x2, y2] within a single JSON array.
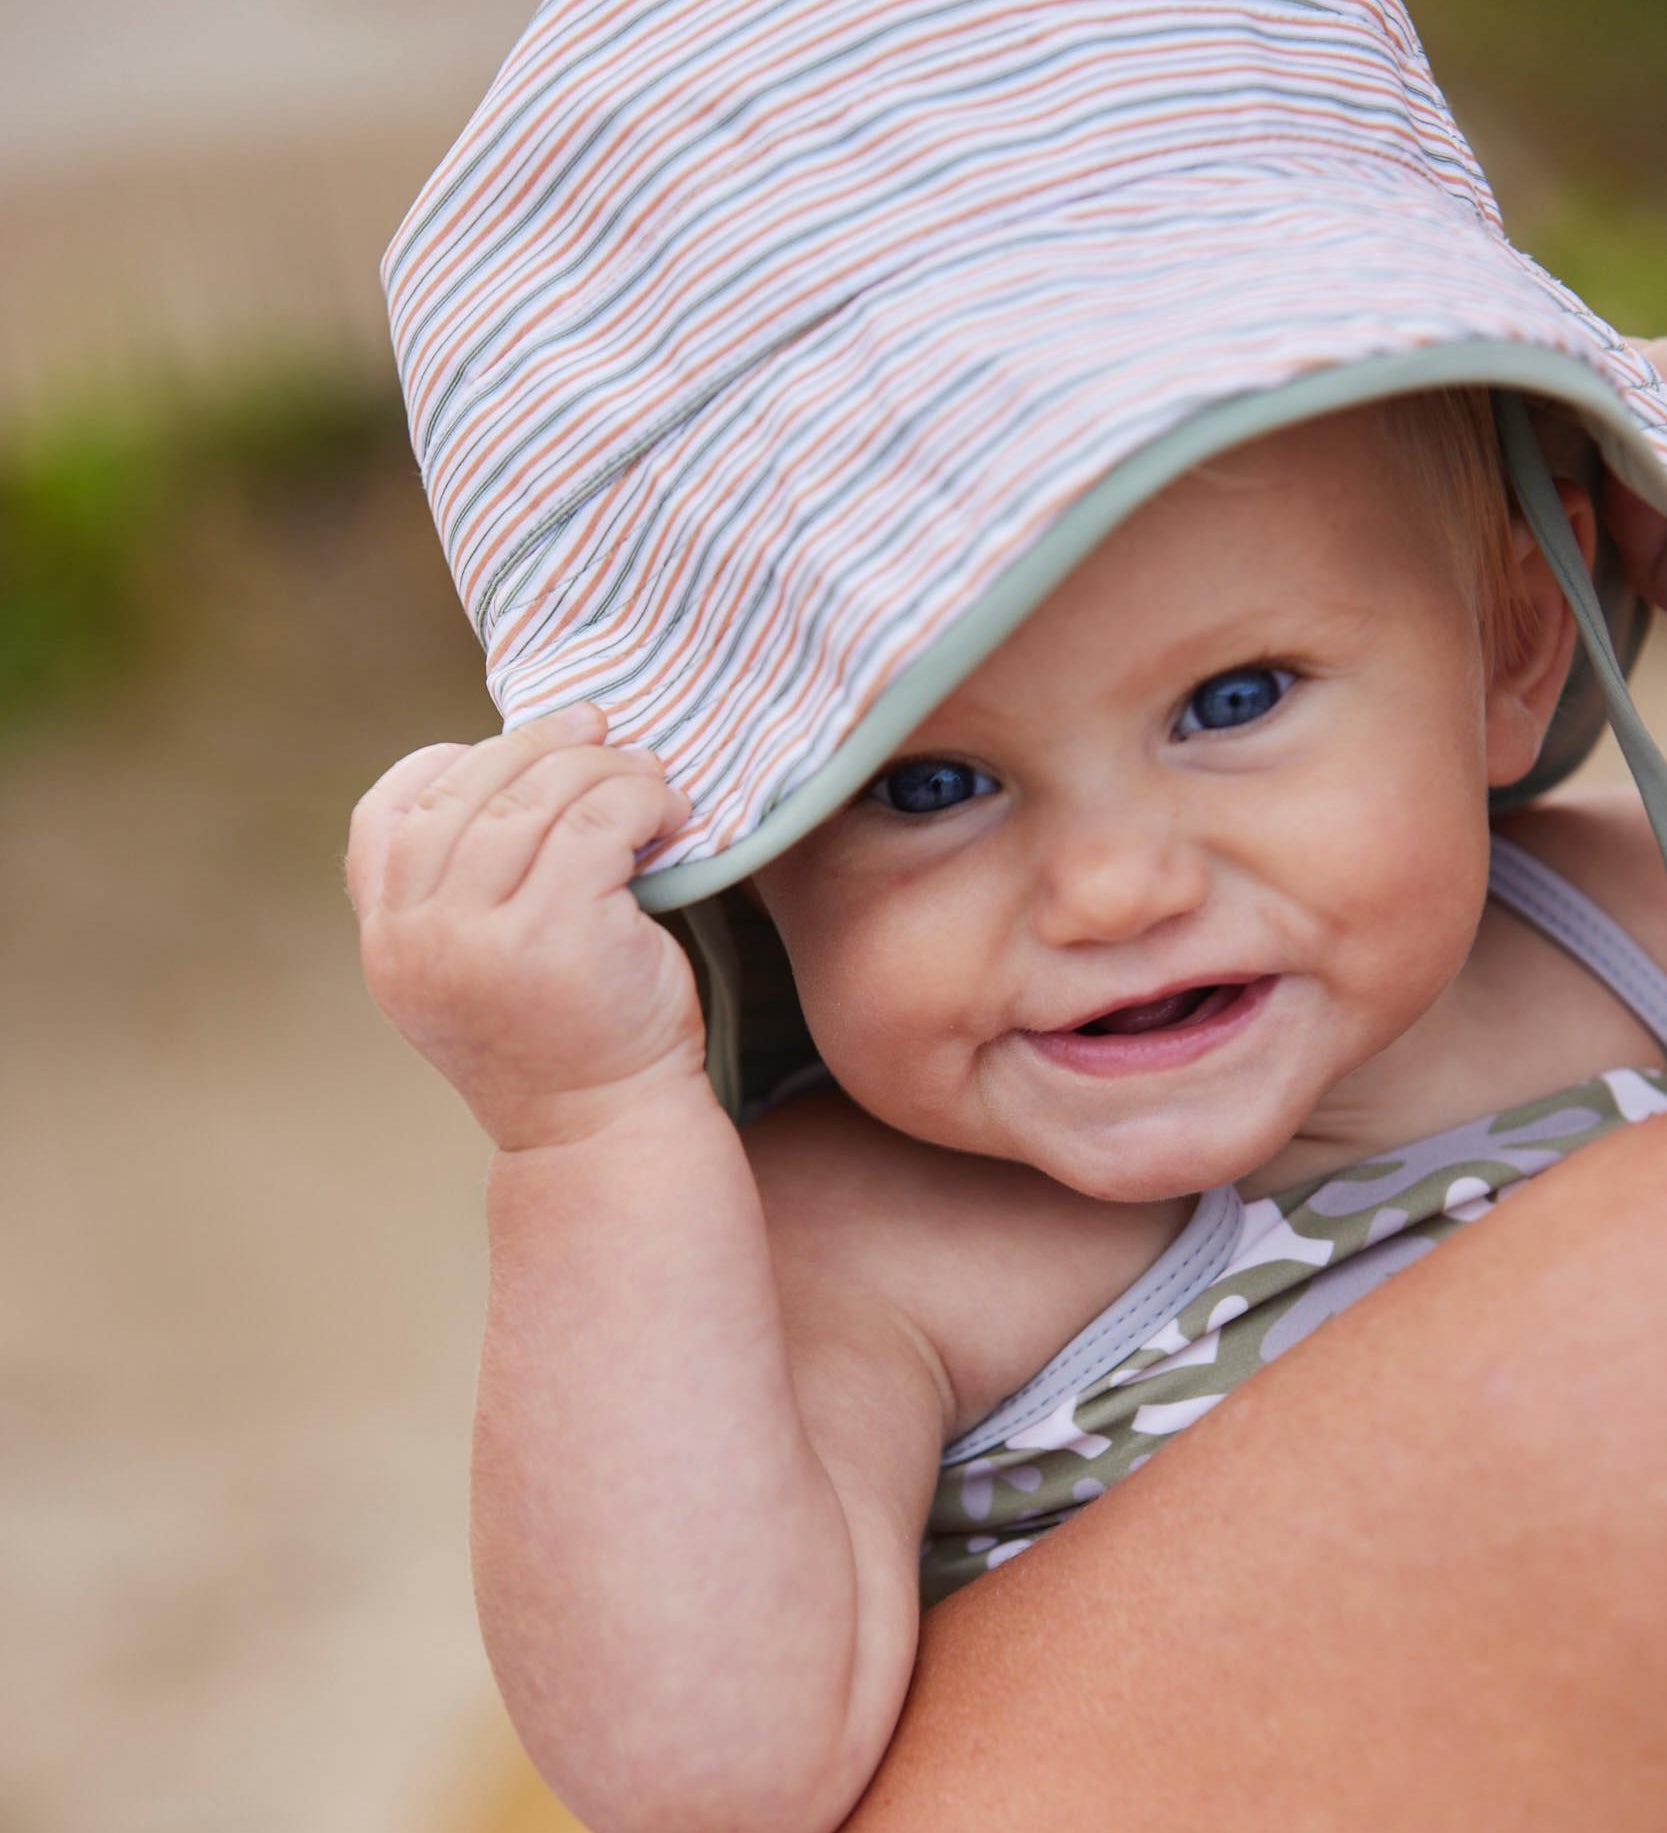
[[681, 895, 746, 1117], [674, 346, 1667, 1116], [636, 339, 1667, 916]]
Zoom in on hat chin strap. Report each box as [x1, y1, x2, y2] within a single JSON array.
[[1495, 391, 1667, 868], [681, 893, 746, 1118]]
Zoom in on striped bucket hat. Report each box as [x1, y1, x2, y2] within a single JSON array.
[[383, 0, 1667, 926]]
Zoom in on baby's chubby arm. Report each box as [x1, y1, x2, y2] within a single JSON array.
[[345, 707, 950, 1833]]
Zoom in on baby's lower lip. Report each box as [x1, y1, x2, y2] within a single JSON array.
[[1019, 976, 1279, 1078]]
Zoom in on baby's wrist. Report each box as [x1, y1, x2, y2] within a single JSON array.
[[484, 1067, 752, 1260], [483, 1056, 723, 1156]]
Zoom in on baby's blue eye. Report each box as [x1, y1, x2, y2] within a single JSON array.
[[867, 759, 999, 815], [1174, 666, 1295, 737]]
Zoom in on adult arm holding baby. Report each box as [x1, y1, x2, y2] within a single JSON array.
[[345, 704, 946, 1833]]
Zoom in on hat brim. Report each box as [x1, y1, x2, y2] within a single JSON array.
[[463, 172, 1667, 909]]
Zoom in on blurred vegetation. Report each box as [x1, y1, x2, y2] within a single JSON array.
[[1529, 188, 1667, 343], [1419, 0, 1667, 198], [0, 407, 165, 734], [1, 0, 1664, 745], [1419, 0, 1667, 333], [0, 363, 409, 742]]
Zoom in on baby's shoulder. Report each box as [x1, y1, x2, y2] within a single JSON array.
[[743, 1087, 1190, 1440], [1493, 786, 1667, 969]]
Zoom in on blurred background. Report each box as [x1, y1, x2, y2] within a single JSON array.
[[1, 3, 1663, 1830]]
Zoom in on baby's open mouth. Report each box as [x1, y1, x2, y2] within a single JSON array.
[[1025, 977, 1275, 1076], [1074, 984, 1244, 1036]]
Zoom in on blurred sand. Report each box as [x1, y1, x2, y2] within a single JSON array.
[[0, 455, 581, 1831], [0, 2, 599, 1824]]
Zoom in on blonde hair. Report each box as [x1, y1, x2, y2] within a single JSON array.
[[1378, 387, 1541, 682]]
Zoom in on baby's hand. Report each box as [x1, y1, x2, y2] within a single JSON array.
[[345, 704, 705, 1149]]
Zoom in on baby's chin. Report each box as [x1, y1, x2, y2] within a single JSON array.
[[1021, 1144, 1251, 1206], [874, 1091, 1280, 1207], [1003, 1092, 1312, 1202]]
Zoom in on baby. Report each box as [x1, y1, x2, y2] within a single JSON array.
[[352, 2, 1667, 1829]]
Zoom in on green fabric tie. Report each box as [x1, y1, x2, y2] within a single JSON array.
[[1495, 391, 1667, 870]]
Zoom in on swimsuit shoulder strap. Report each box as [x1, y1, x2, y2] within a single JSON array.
[[1488, 833, 1667, 1052]]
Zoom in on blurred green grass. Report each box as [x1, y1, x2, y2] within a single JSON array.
[[1530, 187, 1667, 340], [0, 409, 165, 733], [0, 364, 409, 741], [1419, 0, 1667, 332], [1419, 0, 1667, 197]]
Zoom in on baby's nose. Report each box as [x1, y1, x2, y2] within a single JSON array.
[[1028, 808, 1209, 949]]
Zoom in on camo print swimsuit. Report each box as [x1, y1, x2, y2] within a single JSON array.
[[916, 836, 1667, 1606]]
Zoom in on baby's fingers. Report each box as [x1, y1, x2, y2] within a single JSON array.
[[516, 770, 692, 910], [441, 741, 674, 905], [376, 704, 607, 909], [346, 741, 472, 918]]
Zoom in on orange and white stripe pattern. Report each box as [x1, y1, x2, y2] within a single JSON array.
[[383, 0, 1667, 876]]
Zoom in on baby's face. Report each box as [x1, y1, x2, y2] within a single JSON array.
[[750, 405, 1535, 1201]]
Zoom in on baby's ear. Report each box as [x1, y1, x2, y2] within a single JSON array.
[[1484, 478, 1595, 789]]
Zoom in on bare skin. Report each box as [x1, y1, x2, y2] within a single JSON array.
[[842, 1112, 1667, 1832]]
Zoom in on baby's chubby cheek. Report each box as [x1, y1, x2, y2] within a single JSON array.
[[792, 920, 986, 1137], [1305, 772, 1491, 1043]]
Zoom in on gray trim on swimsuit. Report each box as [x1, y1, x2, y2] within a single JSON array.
[[941, 834, 1667, 1464], [1487, 835, 1667, 1052], [940, 1179, 1245, 1462]]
